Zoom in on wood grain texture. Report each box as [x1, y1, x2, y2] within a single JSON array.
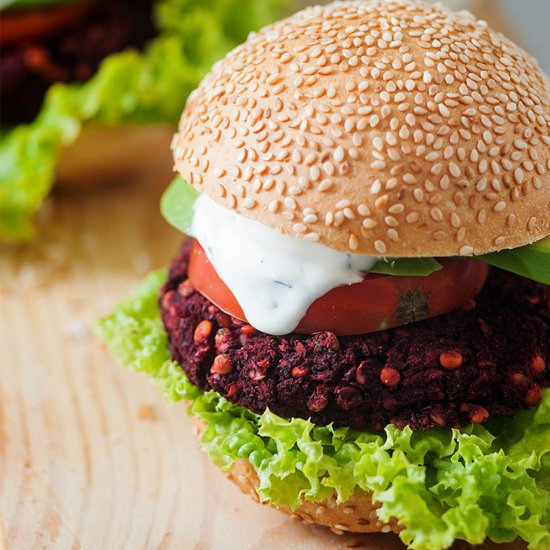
[[0, 3, 532, 548], [0, 144, 528, 550], [0, 142, 403, 550]]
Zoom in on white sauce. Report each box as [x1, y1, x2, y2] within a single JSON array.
[[190, 195, 378, 335]]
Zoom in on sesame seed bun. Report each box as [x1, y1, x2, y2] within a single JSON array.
[[172, 0, 550, 257], [191, 417, 399, 535]]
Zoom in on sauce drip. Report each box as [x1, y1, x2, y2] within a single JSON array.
[[190, 195, 378, 335]]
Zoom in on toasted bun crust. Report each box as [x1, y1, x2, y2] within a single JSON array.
[[226, 457, 399, 535], [56, 124, 173, 189], [172, 0, 550, 257], [190, 416, 399, 535]]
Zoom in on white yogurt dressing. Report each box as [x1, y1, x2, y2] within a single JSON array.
[[190, 195, 379, 335]]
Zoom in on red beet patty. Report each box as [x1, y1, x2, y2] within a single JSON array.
[[1, 0, 155, 124], [160, 240, 550, 431]]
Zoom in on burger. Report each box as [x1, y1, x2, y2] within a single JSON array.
[[99, 1, 550, 548], [0, 0, 290, 240], [1, 0, 155, 124]]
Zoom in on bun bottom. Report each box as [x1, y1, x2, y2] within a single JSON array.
[[191, 416, 399, 535], [226, 457, 399, 535], [55, 123, 173, 190]]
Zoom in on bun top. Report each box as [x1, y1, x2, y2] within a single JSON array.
[[172, 0, 550, 256]]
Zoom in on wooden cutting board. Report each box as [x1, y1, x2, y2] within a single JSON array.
[[0, 3, 532, 548], [0, 139, 528, 550]]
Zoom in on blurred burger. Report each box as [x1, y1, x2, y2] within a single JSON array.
[[0, 0, 162, 196], [100, 1, 550, 548], [0, 0, 290, 240], [1, 0, 154, 124]]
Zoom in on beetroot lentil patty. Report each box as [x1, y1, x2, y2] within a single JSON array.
[[160, 240, 550, 431]]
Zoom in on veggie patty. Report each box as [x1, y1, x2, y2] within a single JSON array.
[[161, 240, 550, 431]]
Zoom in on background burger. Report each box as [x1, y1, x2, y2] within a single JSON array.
[[99, 1, 550, 548], [0, 0, 290, 240], [1, 0, 155, 124]]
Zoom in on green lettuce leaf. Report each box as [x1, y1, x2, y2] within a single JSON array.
[[161, 176, 199, 235], [370, 257, 442, 276], [96, 270, 198, 402], [0, 0, 291, 241], [97, 273, 550, 550], [479, 236, 550, 285], [0, 0, 86, 10]]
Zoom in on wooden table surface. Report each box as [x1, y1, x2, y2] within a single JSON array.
[[0, 2, 534, 549], [0, 142, 528, 550]]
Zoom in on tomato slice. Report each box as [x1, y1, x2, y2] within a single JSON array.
[[1, 2, 95, 47], [188, 241, 489, 336]]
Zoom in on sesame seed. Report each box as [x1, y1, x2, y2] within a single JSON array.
[[310, 166, 321, 182], [438, 104, 451, 117], [362, 218, 377, 229], [386, 178, 398, 190], [357, 204, 370, 216], [323, 161, 335, 176], [388, 203, 404, 214], [284, 197, 297, 210], [449, 162, 461, 177], [370, 180, 382, 195], [317, 179, 333, 192], [334, 211, 345, 227], [336, 199, 351, 210], [369, 114, 380, 128], [387, 228, 399, 241], [386, 132, 398, 146], [430, 208, 443, 222], [304, 232, 320, 242], [344, 119, 355, 132], [459, 245, 474, 256], [303, 214, 318, 224], [374, 240, 387, 254]]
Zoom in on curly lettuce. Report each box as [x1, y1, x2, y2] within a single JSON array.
[[0, 0, 290, 241], [97, 271, 550, 550]]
